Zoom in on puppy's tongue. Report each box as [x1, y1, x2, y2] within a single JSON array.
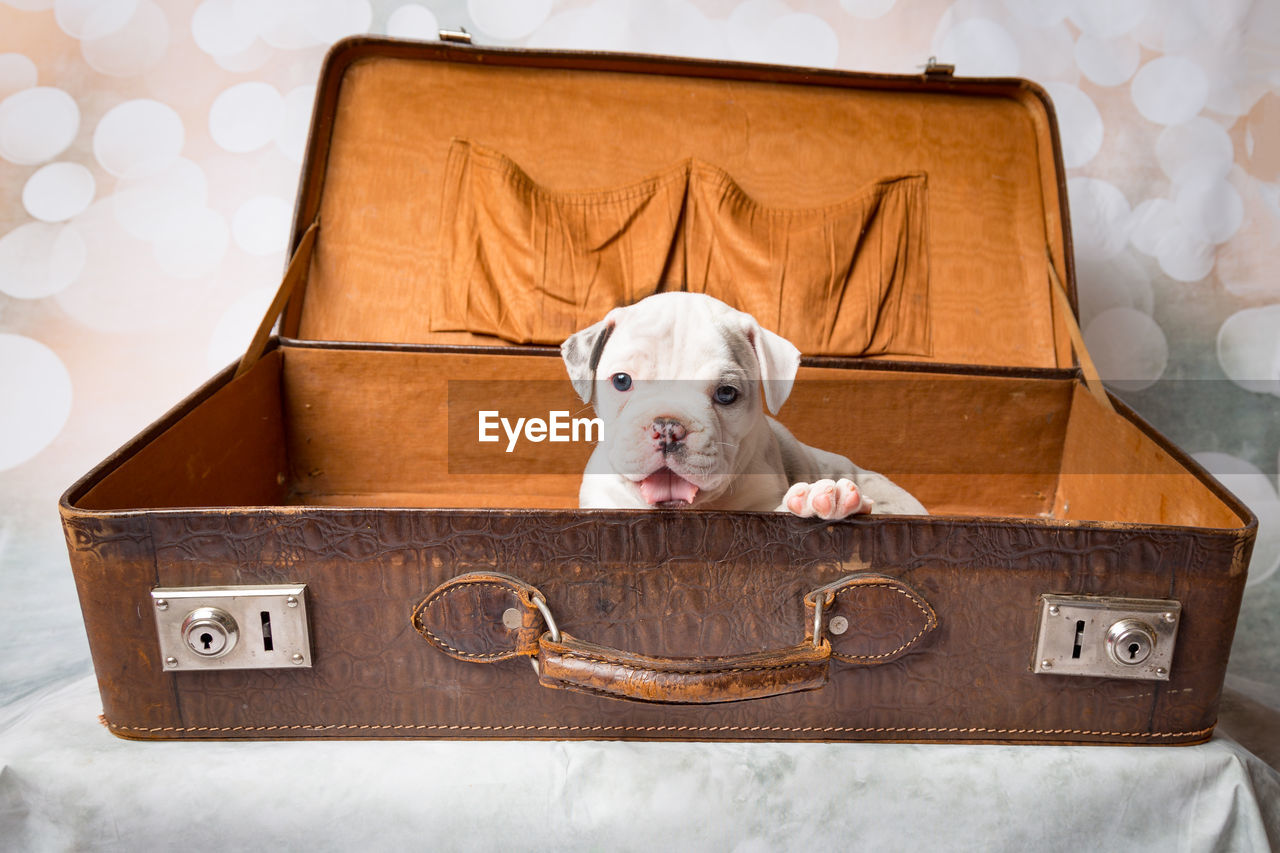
[[638, 468, 699, 506]]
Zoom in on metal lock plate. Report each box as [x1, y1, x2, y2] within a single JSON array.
[[1032, 594, 1180, 681], [152, 584, 312, 671]]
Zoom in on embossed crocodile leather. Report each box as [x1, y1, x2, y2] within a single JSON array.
[[412, 572, 544, 662], [806, 573, 939, 664], [61, 506, 1251, 743]]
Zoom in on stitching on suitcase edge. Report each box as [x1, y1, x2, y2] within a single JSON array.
[[107, 721, 1215, 739], [832, 582, 935, 663]]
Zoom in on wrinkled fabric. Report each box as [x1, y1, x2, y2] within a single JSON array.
[[433, 141, 929, 356], [0, 676, 1277, 851], [683, 162, 930, 357], [433, 140, 690, 344]]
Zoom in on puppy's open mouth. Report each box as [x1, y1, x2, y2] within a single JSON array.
[[638, 467, 700, 507]]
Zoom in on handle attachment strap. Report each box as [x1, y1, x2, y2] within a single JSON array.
[[414, 570, 936, 704], [235, 219, 319, 379], [1046, 248, 1115, 413]]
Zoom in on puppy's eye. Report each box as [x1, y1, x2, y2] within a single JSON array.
[[611, 373, 632, 392], [713, 385, 739, 405]]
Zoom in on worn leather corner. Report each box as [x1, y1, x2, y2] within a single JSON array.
[[809, 573, 938, 665], [412, 572, 543, 663]]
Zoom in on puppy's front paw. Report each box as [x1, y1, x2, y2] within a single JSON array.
[[783, 479, 874, 519]]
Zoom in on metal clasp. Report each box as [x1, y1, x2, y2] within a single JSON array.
[[532, 594, 561, 643], [804, 590, 832, 649], [151, 584, 311, 671], [1033, 594, 1180, 681], [812, 594, 825, 648]]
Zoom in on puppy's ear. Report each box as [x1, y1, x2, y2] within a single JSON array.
[[561, 314, 616, 404], [745, 321, 801, 415]]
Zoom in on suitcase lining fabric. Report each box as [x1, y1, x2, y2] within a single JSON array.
[[431, 139, 931, 358]]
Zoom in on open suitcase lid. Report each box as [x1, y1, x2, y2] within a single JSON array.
[[258, 36, 1081, 373]]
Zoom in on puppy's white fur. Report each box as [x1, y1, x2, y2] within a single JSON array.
[[561, 292, 925, 518]]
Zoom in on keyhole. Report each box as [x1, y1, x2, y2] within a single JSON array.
[[201, 632, 214, 650], [1127, 642, 1140, 659]]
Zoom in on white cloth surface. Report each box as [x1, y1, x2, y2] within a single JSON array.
[[2, 675, 1277, 852]]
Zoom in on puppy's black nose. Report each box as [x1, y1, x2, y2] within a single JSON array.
[[650, 417, 687, 449]]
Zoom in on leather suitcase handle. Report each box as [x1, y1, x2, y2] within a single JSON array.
[[413, 570, 937, 705], [536, 632, 830, 704]]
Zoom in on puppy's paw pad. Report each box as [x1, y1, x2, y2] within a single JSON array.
[[786, 480, 838, 519], [810, 481, 837, 517], [833, 478, 873, 517], [786, 479, 871, 520], [784, 483, 812, 517]]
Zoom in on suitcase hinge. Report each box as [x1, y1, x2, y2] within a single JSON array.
[[438, 27, 473, 45], [922, 56, 955, 77]]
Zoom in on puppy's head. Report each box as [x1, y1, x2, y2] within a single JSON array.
[[561, 292, 800, 508]]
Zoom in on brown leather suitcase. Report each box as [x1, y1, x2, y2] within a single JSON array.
[[60, 37, 1256, 744]]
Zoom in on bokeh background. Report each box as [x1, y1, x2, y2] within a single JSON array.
[[1, 0, 1277, 787]]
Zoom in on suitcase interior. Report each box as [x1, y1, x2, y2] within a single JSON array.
[[66, 42, 1248, 535], [70, 344, 1246, 533]]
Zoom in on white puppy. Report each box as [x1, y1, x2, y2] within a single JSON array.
[[561, 292, 925, 518]]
